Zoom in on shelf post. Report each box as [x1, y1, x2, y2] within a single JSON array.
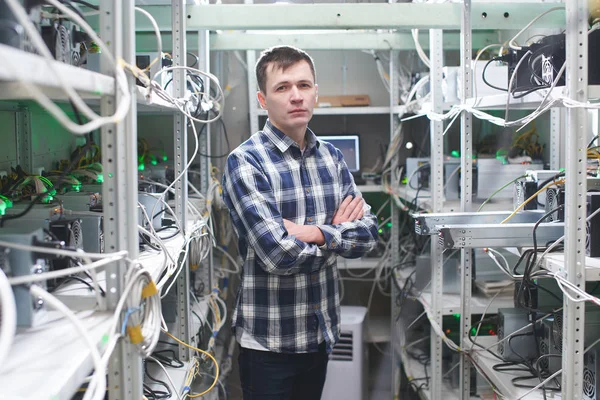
[[460, 0, 473, 398], [562, 1, 589, 398], [173, 0, 192, 362], [389, 49, 402, 399], [429, 28, 444, 400], [100, 0, 142, 398], [198, 29, 215, 296]]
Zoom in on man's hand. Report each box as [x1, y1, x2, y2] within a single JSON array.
[[332, 195, 364, 224], [283, 219, 325, 246]]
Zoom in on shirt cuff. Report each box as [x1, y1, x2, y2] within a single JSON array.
[[317, 225, 343, 251]]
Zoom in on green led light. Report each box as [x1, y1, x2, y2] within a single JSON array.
[[453, 313, 461, 319], [0, 201, 6, 216], [378, 229, 383, 234], [162, 155, 168, 161], [386, 222, 392, 228], [97, 174, 104, 183], [559, 168, 565, 173], [107, 173, 112, 179], [451, 150, 460, 158], [72, 184, 81, 192], [138, 164, 145, 171], [470, 327, 477, 336], [151, 159, 158, 166], [0, 195, 12, 208]]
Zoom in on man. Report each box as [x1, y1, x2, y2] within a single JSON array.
[[222, 45, 378, 400]]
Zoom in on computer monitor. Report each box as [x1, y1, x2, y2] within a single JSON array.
[[317, 135, 360, 172]]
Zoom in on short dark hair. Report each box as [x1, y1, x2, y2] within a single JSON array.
[[255, 46, 316, 93]]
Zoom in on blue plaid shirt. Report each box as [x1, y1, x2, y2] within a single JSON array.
[[222, 120, 379, 354]]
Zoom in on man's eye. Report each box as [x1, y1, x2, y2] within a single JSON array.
[[276, 86, 286, 91]]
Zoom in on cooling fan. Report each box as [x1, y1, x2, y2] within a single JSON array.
[[41, 19, 88, 66]]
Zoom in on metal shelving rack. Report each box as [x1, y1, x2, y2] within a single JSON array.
[[168, 2, 577, 399], [0, 2, 580, 398], [0, 0, 211, 398]]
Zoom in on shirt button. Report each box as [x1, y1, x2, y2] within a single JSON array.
[[305, 188, 310, 194], [307, 217, 313, 222], [331, 242, 336, 248], [352, 244, 356, 248], [314, 305, 319, 310], [312, 275, 317, 281]]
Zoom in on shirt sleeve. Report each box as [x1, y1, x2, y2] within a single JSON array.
[[317, 148, 379, 259], [222, 151, 331, 276]]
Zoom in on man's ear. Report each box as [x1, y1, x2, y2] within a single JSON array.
[[315, 83, 319, 104], [257, 91, 267, 109]]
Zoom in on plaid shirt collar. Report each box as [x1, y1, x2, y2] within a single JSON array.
[[262, 119, 319, 155]]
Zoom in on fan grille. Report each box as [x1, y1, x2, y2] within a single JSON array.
[[539, 339, 549, 374], [552, 314, 563, 353], [583, 366, 596, 398]]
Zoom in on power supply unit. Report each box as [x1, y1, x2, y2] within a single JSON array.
[[583, 349, 600, 400], [545, 186, 565, 222], [497, 308, 537, 362], [513, 170, 562, 211], [539, 316, 562, 376], [587, 192, 600, 257], [0, 227, 48, 327]]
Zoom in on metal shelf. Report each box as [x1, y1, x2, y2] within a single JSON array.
[[337, 257, 382, 270], [0, 310, 113, 400], [543, 253, 600, 281], [0, 43, 115, 99], [256, 106, 403, 116], [464, 85, 600, 110], [395, 268, 514, 316], [356, 184, 384, 194], [471, 337, 547, 400]]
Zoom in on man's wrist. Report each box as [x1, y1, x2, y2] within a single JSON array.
[[312, 226, 326, 246]]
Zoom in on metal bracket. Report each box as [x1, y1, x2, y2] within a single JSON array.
[[413, 210, 546, 235], [438, 222, 564, 249]]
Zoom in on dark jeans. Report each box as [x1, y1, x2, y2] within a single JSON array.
[[238, 342, 329, 400]]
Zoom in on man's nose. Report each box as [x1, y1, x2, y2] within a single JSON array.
[[290, 85, 303, 102]]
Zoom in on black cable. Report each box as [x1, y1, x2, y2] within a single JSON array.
[[197, 117, 232, 159], [482, 57, 508, 92], [144, 362, 172, 399], [187, 51, 199, 68], [50, 275, 105, 296]]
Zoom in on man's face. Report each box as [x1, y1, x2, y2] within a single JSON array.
[[257, 60, 318, 135]]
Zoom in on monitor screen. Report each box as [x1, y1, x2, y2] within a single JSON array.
[[317, 135, 360, 172]]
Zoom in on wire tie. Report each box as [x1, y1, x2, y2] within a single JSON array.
[[127, 325, 144, 345], [141, 280, 158, 298]]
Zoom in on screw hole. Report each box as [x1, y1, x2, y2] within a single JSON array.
[[481, 12, 487, 18], [504, 12, 509, 18]]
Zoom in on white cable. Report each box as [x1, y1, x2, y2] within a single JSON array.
[[411, 29, 431, 68], [147, 356, 183, 400], [0, 268, 16, 369], [134, 7, 162, 74], [8, 253, 126, 285], [508, 6, 565, 50], [0, 240, 127, 261], [2, 0, 131, 135], [148, 117, 200, 228], [30, 285, 107, 400], [212, 245, 241, 274], [152, 66, 225, 124]]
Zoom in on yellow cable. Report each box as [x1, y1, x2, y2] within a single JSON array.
[[162, 330, 219, 398], [501, 179, 565, 224]]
